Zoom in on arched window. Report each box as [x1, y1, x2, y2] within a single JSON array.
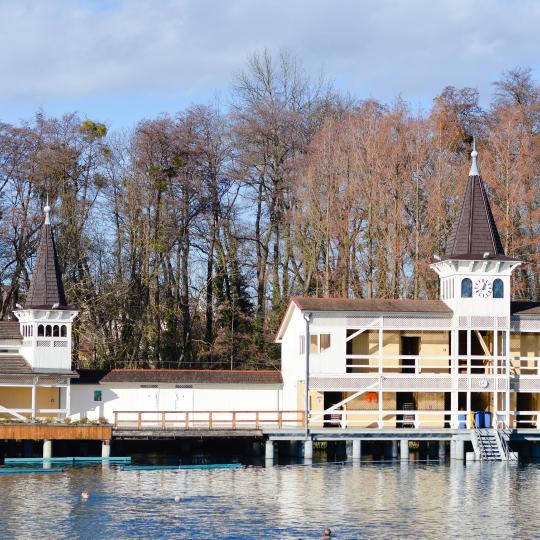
[[60, 325, 67, 337], [493, 279, 504, 299], [45, 325, 52, 337], [461, 278, 472, 298], [53, 325, 59, 337], [38, 324, 44, 337]]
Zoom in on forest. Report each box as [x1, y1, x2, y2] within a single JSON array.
[[1, 52, 539, 370]]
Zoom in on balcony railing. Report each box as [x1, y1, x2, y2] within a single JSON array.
[[344, 355, 540, 375]]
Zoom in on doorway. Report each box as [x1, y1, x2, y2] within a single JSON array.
[[401, 336, 419, 374]]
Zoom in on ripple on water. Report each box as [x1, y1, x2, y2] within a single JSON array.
[[0, 462, 539, 538]]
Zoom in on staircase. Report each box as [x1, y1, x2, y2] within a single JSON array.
[[471, 429, 516, 461]]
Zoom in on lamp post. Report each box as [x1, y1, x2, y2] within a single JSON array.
[[303, 312, 312, 436]]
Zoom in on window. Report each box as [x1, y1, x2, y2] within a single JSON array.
[[45, 325, 52, 337], [53, 325, 59, 337], [61, 325, 67, 337], [493, 279, 504, 299], [310, 335, 318, 353], [461, 278, 472, 298], [93, 390, 102, 402], [320, 334, 331, 351], [38, 324, 44, 337]]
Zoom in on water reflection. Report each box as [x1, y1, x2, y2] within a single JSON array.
[[0, 461, 538, 538]]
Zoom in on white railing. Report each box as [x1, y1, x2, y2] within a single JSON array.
[[344, 355, 540, 375], [308, 409, 540, 430]]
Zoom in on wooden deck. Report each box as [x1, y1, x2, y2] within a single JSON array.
[[0, 423, 112, 441]]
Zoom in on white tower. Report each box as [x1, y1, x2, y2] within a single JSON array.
[[431, 144, 521, 318], [13, 204, 78, 371]]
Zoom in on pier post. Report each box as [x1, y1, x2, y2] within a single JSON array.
[[43, 440, 52, 459], [102, 440, 111, 458], [450, 440, 455, 459], [392, 440, 398, 459], [352, 439, 361, 461], [400, 440, 409, 461], [303, 439, 313, 461], [265, 440, 275, 462], [454, 440, 464, 460], [439, 441, 446, 460]]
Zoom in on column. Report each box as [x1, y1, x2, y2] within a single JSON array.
[[450, 439, 456, 459], [454, 439, 464, 460], [378, 326, 383, 428], [265, 440, 275, 462], [451, 330, 459, 428], [66, 384, 71, 419], [439, 441, 446, 460], [102, 440, 111, 458], [31, 378, 37, 421], [466, 329, 471, 427], [43, 440, 52, 459], [304, 439, 313, 461], [352, 439, 361, 461], [400, 440, 409, 461]]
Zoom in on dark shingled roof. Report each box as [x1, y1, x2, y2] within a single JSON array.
[[99, 369, 283, 385], [445, 172, 506, 261], [291, 297, 452, 313], [511, 301, 540, 316], [26, 220, 67, 308], [0, 354, 33, 374], [0, 321, 22, 340]]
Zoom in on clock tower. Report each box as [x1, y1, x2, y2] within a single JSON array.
[[431, 144, 521, 318]]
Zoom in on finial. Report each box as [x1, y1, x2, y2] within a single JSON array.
[[469, 138, 479, 176], [44, 194, 51, 225]]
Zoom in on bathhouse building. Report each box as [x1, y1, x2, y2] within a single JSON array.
[[276, 147, 540, 432]]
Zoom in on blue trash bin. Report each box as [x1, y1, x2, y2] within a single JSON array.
[[484, 412, 492, 428], [474, 411, 484, 428], [458, 414, 467, 429]]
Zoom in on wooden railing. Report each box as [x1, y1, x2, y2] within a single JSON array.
[[114, 410, 305, 430]]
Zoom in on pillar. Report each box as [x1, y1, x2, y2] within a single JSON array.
[[102, 440, 111, 458], [439, 441, 447, 460], [454, 439, 464, 460], [392, 440, 398, 459], [43, 440, 52, 459], [450, 440, 456, 459], [400, 440, 409, 461], [304, 439, 313, 461], [352, 439, 361, 461], [265, 440, 275, 462]]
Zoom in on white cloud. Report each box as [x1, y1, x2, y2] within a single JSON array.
[[0, 0, 539, 106]]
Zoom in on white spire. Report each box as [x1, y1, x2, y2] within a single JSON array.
[[469, 138, 479, 176], [44, 194, 51, 225]]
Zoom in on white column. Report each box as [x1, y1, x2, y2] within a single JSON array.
[[31, 377, 37, 420], [66, 383, 71, 419], [378, 326, 383, 428], [451, 329, 459, 428], [400, 440, 409, 461], [466, 330, 471, 427], [43, 440, 52, 459], [505, 330, 511, 428], [454, 439, 465, 460], [102, 440, 111, 458], [265, 440, 274, 462], [304, 439, 313, 461], [352, 439, 361, 461], [493, 329, 498, 427]]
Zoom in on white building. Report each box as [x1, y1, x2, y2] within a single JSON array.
[[276, 148, 540, 432]]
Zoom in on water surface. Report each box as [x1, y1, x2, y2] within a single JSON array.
[[0, 461, 538, 539]]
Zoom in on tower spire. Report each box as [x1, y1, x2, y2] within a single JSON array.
[[25, 203, 67, 308]]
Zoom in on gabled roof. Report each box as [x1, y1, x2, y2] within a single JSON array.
[[444, 147, 509, 261], [290, 297, 452, 313], [25, 207, 68, 309], [98, 369, 283, 385]]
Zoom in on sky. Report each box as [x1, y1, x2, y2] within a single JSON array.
[[1, 0, 539, 129]]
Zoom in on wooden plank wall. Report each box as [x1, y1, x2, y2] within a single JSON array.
[[0, 424, 112, 441]]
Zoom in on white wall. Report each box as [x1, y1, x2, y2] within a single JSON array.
[[69, 383, 283, 423]]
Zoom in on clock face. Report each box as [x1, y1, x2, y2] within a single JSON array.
[[474, 278, 492, 298]]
